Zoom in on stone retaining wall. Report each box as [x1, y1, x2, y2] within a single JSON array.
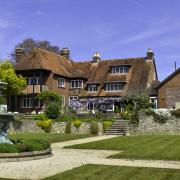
[[9, 120, 103, 134], [130, 113, 180, 134]]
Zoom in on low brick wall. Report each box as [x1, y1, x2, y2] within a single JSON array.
[[9, 120, 103, 134], [130, 113, 180, 134]]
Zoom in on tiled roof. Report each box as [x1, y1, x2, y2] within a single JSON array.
[[15, 48, 157, 97]]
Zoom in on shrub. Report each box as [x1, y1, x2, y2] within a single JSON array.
[[103, 121, 112, 133], [36, 90, 61, 105], [144, 108, 154, 116], [0, 139, 50, 153], [153, 109, 171, 123], [90, 122, 99, 135], [34, 113, 47, 120], [45, 102, 60, 119], [0, 144, 18, 153], [172, 109, 180, 117], [56, 114, 77, 122], [65, 121, 71, 134], [36, 119, 52, 133], [115, 106, 121, 114], [119, 111, 131, 120], [73, 120, 82, 129]]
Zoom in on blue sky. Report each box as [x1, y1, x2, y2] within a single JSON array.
[[0, 0, 180, 80]]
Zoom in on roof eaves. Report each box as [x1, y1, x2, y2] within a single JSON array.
[[157, 67, 180, 88]]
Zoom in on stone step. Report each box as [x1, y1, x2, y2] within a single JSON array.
[[106, 130, 126, 132], [106, 132, 125, 135], [105, 119, 129, 135]]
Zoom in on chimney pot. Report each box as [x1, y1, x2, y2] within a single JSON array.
[[15, 46, 25, 63], [60, 48, 70, 59], [146, 48, 154, 60], [92, 52, 101, 63]]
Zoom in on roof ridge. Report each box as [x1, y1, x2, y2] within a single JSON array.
[[74, 57, 145, 63]]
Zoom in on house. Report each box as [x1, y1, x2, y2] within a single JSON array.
[[10, 47, 158, 113], [157, 67, 180, 109]]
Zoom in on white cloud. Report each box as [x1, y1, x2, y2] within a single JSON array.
[[124, 19, 180, 43], [0, 18, 20, 29], [35, 10, 45, 16]]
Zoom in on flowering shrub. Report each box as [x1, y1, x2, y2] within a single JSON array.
[[153, 109, 171, 123], [34, 113, 47, 121], [36, 119, 52, 133], [73, 120, 82, 129]]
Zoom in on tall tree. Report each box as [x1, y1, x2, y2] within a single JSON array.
[[0, 61, 26, 94], [11, 38, 61, 61]]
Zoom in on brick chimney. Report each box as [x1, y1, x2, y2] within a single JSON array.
[[60, 48, 70, 59], [15, 47, 25, 63], [92, 52, 101, 63], [146, 48, 154, 61]]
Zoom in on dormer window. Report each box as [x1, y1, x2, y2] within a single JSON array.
[[105, 82, 125, 91], [71, 80, 83, 88], [88, 84, 97, 92], [111, 65, 129, 74]]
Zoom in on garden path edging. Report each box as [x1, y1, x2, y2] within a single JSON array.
[[0, 148, 52, 163]]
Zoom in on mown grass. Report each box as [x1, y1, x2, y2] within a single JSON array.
[[66, 135, 180, 160], [10, 133, 93, 144], [44, 164, 180, 180]]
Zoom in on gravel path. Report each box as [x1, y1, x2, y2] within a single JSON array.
[[0, 135, 180, 180]]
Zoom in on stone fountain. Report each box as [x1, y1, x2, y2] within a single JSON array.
[[0, 114, 14, 144], [0, 80, 14, 144]]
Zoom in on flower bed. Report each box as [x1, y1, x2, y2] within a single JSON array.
[[0, 139, 50, 153]]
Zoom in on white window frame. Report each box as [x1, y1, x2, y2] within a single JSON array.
[[58, 78, 65, 87], [27, 77, 40, 85], [111, 66, 129, 74], [69, 96, 78, 105], [88, 84, 97, 92], [105, 83, 124, 92], [21, 95, 40, 108], [71, 80, 83, 88]]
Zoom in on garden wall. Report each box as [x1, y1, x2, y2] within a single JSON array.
[[130, 113, 180, 134], [9, 120, 103, 134]]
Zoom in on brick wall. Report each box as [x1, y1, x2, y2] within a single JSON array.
[[158, 73, 180, 108]]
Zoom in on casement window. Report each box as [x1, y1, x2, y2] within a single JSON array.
[[58, 78, 65, 87], [71, 80, 83, 88], [111, 66, 129, 74], [105, 83, 124, 91], [27, 77, 40, 85], [21, 95, 40, 108], [88, 84, 97, 92], [69, 96, 78, 105]]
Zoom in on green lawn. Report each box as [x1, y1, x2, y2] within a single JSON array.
[[44, 164, 180, 180], [66, 135, 180, 160], [10, 133, 93, 144]]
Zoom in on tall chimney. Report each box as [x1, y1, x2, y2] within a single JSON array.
[[15, 47, 25, 63], [92, 52, 101, 63], [60, 48, 70, 59], [146, 48, 154, 61]]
